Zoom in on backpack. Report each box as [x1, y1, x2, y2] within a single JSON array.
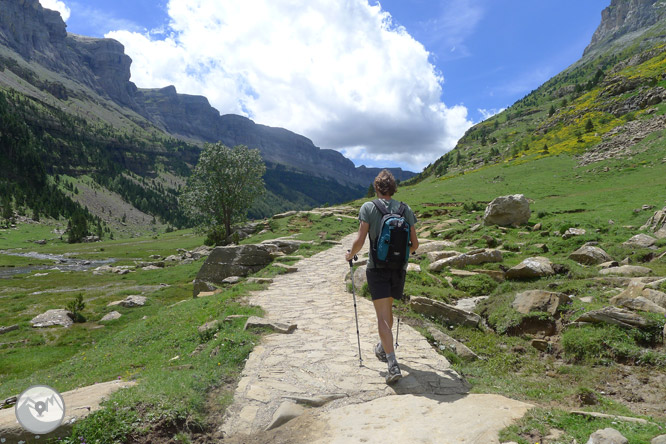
[[371, 199, 411, 269]]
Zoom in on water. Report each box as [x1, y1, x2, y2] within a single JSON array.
[[0, 250, 116, 278]]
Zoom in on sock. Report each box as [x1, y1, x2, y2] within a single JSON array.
[[386, 352, 397, 367]]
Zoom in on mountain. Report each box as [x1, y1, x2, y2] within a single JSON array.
[[0, 0, 414, 233], [411, 0, 666, 183]]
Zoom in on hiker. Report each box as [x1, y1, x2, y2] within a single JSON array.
[[345, 169, 418, 383]]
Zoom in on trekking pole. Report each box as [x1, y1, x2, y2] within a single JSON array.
[[395, 316, 400, 349], [348, 251, 363, 367]]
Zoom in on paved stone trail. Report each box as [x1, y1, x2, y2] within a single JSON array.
[[220, 235, 531, 443]]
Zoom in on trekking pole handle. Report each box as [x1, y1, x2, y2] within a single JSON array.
[[346, 250, 358, 267]]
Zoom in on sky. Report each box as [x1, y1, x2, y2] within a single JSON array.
[[39, 0, 610, 172]]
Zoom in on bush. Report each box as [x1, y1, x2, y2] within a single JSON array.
[[65, 293, 86, 323]]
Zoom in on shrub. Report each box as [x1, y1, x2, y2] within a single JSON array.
[[65, 293, 86, 323]]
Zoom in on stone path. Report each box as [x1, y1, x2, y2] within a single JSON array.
[[220, 235, 532, 443]]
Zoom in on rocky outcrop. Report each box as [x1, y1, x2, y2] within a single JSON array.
[[577, 306, 657, 330], [598, 265, 653, 276], [428, 249, 502, 271], [623, 233, 657, 248], [585, 0, 666, 55], [585, 427, 628, 444], [483, 194, 531, 227], [410, 296, 485, 329], [641, 206, 666, 238]]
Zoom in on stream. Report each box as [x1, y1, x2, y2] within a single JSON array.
[[0, 251, 116, 278]]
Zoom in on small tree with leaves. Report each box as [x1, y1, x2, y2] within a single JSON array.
[[183, 143, 266, 245]]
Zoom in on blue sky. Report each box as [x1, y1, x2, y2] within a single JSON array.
[[41, 0, 609, 171]]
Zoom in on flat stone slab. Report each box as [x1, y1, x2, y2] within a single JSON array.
[[100, 311, 122, 322], [244, 316, 297, 334], [310, 394, 532, 444], [30, 309, 73, 328], [599, 265, 653, 276]]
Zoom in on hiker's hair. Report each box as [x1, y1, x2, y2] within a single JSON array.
[[374, 169, 397, 196]]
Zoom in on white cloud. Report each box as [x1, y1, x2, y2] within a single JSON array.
[[39, 0, 71, 21], [107, 0, 473, 170], [478, 107, 506, 121]]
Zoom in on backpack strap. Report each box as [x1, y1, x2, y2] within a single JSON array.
[[396, 202, 406, 217], [372, 199, 389, 216]]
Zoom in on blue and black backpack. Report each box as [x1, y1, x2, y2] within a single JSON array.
[[371, 199, 411, 269]]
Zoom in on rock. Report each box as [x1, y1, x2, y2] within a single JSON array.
[[0, 324, 19, 334], [417, 240, 457, 254], [450, 269, 479, 277], [473, 269, 506, 282], [261, 239, 308, 255], [562, 228, 586, 239], [410, 296, 485, 329], [577, 306, 657, 330], [30, 309, 74, 328], [483, 194, 531, 227], [244, 316, 297, 334], [426, 325, 479, 360], [286, 393, 347, 407], [454, 296, 488, 312], [641, 206, 666, 238], [598, 265, 653, 276], [623, 233, 657, 248], [406, 263, 421, 273], [121, 295, 147, 307], [425, 250, 460, 262], [569, 245, 613, 265], [198, 320, 220, 335], [530, 339, 549, 351], [247, 277, 274, 284], [532, 223, 542, 231], [571, 410, 649, 424], [192, 280, 218, 297], [506, 257, 555, 279], [273, 263, 298, 273], [273, 210, 298, 219], [351, 265, 367, 289], [598, 261, 619, 269], [610, 281, 666, 313], [428, 249, 502, 271], [512, 290, 569, 315], [652, 435, 666, 444], [585, 428, 628, 444], [222, 276, 242, 284], [34, 239, 46, 245], [100, 311, 122, 322], [265, 401, 305, 430], [195, 244, 276, 294]]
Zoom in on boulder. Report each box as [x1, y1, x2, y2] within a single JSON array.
[[193, 280, 218, 297], [610, 280, 666, 313], [426, 325, 479, 361], [406, 263, 422, 273], [652, 435, 666, 444], [641, 206, 666, 238], [562, 228, 586, 239], [586, 428, 627, 444], [425, 250, 460, 262], [506, 257, 555, 279], [428, 249, 502, 272], [483, 194, 531, 227], [512, 290, 569, 315], [410, 296, 485, 329], [195, 244, 276, 292], [30, 309, 73, 328], [261, 239, 308, 255], [121, 295, 147, 307], [623, 233, 657, 248], [569, 246, 613, 265], [0, 324, 19, 334], [198, 320, 220, 335], [100, 311, 122, 322], [351, 265, 368, 289], [598, 265, 653, 276], [417, 240, 457, 254], [577, 306, 657, 330], [244, 316, 297, 334]]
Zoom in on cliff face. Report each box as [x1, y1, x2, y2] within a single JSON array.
[[585, 0, 666, 55]]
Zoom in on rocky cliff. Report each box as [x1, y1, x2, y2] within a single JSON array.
[[585, 0, 666, 55], [0, 0, 414, 188]]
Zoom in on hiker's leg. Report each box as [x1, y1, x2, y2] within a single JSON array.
[[372, 297, 394, 355]]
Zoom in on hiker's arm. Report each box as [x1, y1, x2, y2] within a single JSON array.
[[345, 221, 369, 261], [409, 224, 419, 254]]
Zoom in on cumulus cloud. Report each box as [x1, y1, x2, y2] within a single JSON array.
[[39, 0, 71, 21], [478, 108, 506, 121], [107, 0, 473, 170]]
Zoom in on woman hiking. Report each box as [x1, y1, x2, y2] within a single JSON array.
[[345, 169, 418, 384]]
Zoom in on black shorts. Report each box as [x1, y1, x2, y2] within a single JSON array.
[[366, 268, 406, 301]]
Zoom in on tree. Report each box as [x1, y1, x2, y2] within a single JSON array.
[[585, 118, 594, 133], [183, 143, 266, 245], [548, 104, 556, 117]]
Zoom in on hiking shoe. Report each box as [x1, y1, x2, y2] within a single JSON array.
[[374, 342, 387, 362], [386, 363, 402, 384]]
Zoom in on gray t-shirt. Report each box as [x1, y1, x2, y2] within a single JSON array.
[[359, 198, 417, 269]]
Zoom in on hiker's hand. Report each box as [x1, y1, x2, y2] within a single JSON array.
[[345, 250, 354, 262]]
